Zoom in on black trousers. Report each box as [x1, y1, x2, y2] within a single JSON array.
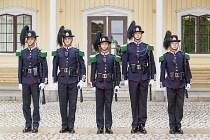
[[58, 82, 78, 129], [22, 83, 40, 128], [167, 87, 185, 129], [128, 80, 149, 128], [96, 88, 114, 129]]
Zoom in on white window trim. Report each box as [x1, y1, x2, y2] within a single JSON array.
[[0, 5, 37, 55], [177, 6, 210, 57]]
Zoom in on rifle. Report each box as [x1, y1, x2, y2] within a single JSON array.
[[76, 44, 83, 103], [148, 45, 152, 101], [38, 50, 46, 104], [183, 52, 189, 98], [113, 57, 118, 102]]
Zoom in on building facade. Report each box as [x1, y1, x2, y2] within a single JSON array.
[[0, 0, 209, 93]]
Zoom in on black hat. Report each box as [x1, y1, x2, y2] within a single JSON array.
[[98, 36, 111, 44], [20, 25, 38, 46], [63, 29, 75, 38], [57, 26, 75, 47], [168, 35, 180, 43], [127, 21, 144, 40], [26, 30, 39, 38], [93, 31, 111, 52], [134, 25, 144, 33], [163, 30, 180, 49]]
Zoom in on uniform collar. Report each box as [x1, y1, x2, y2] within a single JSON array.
[[133, 41, 142, 45], [169, 49, 179, 54], [101, 52, 109, 55], [64, 46, 72, 49], [28, 46, 37, 51]]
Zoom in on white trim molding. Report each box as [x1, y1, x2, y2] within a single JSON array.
[[47, 0, 57, 90], [83, 5, 132, 16], [0, 5, 37, 31], [177, 6, 210, 57], [156, 0, 163, 90]]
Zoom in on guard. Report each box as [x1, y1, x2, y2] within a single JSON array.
[[160, 30, 192, 134], [121, 21, 156, 133], [90, 31, 121, 134], [16, 25, 48, 133], [52, 26, 86, 133]]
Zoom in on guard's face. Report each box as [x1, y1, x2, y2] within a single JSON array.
[[63, 37, 73, 46], [134, 32, 142, 40], [170, 42, 179, 50], [100, 42, 109, 51], [27, 37, 36, 47]]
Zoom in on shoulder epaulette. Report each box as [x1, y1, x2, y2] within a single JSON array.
[[185, 53, 190, 60], [78, 49, 85, 57], [40, 50, 47, 57], [52, 49, 59, 56], [89, 53, 99, 63], [147, 45, 154, 51], [120, 44, 128, 52], [115, 55, 121, 62], [16, 49, 22, 57], [159, 55, 164, 62]]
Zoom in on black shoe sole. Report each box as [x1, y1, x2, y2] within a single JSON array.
[[105, 131, 113, 134], [140, 131, 147, 134], [32, 130, 38, 133], [23, 130, 31, 133]]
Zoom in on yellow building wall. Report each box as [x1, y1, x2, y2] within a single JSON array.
[[163, 0, 210, 34], [56, 0, 156, 50], [0, 0, 50, 86]]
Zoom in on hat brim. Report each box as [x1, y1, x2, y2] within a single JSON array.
[[134, 31, 144, 33], [63, 35, 75, 37], [169, 40, 180, 42], [98, 41, 111, 44], [26, 36, 39, 38]]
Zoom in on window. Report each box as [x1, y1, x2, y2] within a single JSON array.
[[182, 15, 210, 53], [0, 14, 32, 53]]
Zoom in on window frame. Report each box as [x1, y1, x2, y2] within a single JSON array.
[[0, 14, 32, 53], [181, 14, 210, 54]]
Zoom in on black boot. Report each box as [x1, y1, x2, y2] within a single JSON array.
[[23, 127, 32, 133], [139, 124, 147, 134], [59, 128, 69, 133], [176, 127, 183, 134], [32, 127, 38, 133], [131, 127, 138, 133], [105, 128, 113, 134], [69, 127, 75, 133], [97, 128, 103, 134], [169, 129, 175, 134]]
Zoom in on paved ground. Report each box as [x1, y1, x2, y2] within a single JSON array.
[[0, 101, 210, 139]]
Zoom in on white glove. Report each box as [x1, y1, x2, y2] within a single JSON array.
[[53, 82, 58, 90], [185, 83, 191, 90], [77, 80, 83, 89], [91, 87, 96, 92], [148, 79, 154, 86], [124, 80, 128, 87], [160, 82, 164, 88], [18, 84, 22, 90], [39, 83, 45, 90], [114, 86, 120, 93]]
